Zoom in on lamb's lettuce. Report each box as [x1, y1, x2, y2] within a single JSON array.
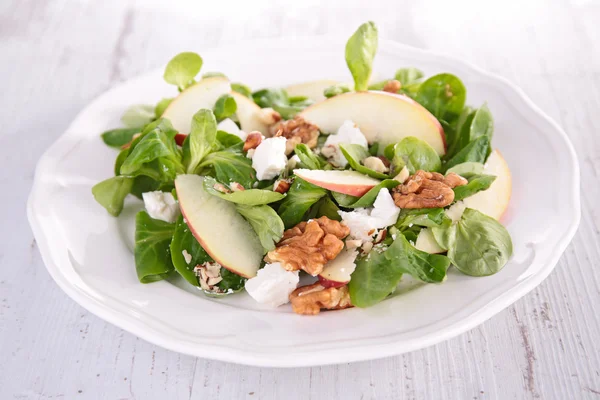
[[184, 109, 217, 174], [202, 176, 284, 205], [92, 176, 134, 217], [214, 130, 243, 150], [198, 149, 256, 189], [349, 235, 451, 307], [101, 127, 140, 148], [396, 208, 448, 228], [170, 216, 246, 292], [340, 144, 390, 179], [324, 84, 351, 98], [252, 88, 313, 120], [121, 104, 155, 128], [415, 73, 466, 123], [446, 161, 484, 177], [345, 21, 378, 91], [442, 208, 513, 276], [453, 174, 496, 201], [236, 204, 284, 253], [277, 178, 327, 228], [443, 135, 490, 172], [304, 196, 342, 222], [231, 83, 252, 98], [154, 98, 173, 118], [395, 68, 424, 86], [390, 136, 441, 174], [170, 215, 211, 286], [134, 211, 176, 283], [120, 119, 184, 180], [163, 52, 203, 91], [295, 144, 328, 170], [213, 94, 237, 121]]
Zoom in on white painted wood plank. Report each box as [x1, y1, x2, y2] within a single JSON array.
[[1, 0, 599, 399]]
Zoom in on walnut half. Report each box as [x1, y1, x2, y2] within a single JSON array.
[[289, 283, 353, 315], [392, 170, 467, 208], [265, 216, 350, 276], [271, 116, 320, 155]]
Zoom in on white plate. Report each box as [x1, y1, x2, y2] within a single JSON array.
[[27, 37, 580, 367]]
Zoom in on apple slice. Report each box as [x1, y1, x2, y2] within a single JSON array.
[[161, 77, 231, 134], [285, 79, 340, 103], [318, 248, 358, 287], [230, 91, 271, 135], [415, 228, 445, 254], [175, 174, 263, 278], [294, 169, 380, 197], [462, 150, 512, 221], [299, 91, 446, 155]]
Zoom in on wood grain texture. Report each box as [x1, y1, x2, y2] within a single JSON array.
[[1, 0, 599, 399]]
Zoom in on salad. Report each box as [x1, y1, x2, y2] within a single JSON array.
[[93, 21, 513, 316]]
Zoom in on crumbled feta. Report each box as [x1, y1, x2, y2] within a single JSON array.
[[338, 188, 400, 243], [245, 263, 299, 307], [362, 156, 389, 173], [322, 120, 369, 167], [252, 137, 288, 180], [370, 189, 400, 227], [393, 166, 410, 183], [142, 191, 180, 223], [182, 250, 192, 264], [217, 118, 247, 140]]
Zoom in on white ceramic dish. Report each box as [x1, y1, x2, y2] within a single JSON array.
[[27, 37, 580, 367]]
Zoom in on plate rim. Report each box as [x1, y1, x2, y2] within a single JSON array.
[[27, 36, 581, 367]]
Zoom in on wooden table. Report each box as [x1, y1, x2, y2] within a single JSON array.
[[2, 0, 599, 398]]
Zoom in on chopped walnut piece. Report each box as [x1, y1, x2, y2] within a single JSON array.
[[383, 79, 402, 93], [265, 216, 350, 276], [194, 262, 223, 292], [289, 283, 352, 315], [273, 178, 292, 194], [271, 116, 320, 155], [392, 170, 467, 208], [243, 132, 263, 152]]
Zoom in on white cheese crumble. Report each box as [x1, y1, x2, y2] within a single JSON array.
[[338, 188, 400, 243], [217, 118, 247, 140], [322, 120, 369, 167], [245, 263, 299, 307], [251, 137, 288, 180], [142, 191, 180, 223], [182, 250, 192, 264]]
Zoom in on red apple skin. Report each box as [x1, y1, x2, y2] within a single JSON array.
[[175, 180, 255, 279], [318, 275, 348, 288], [297, 177, 376, 197], [175, 133, 187, 147]]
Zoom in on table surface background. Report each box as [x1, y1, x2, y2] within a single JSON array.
[[2, 0, 600, 399]]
